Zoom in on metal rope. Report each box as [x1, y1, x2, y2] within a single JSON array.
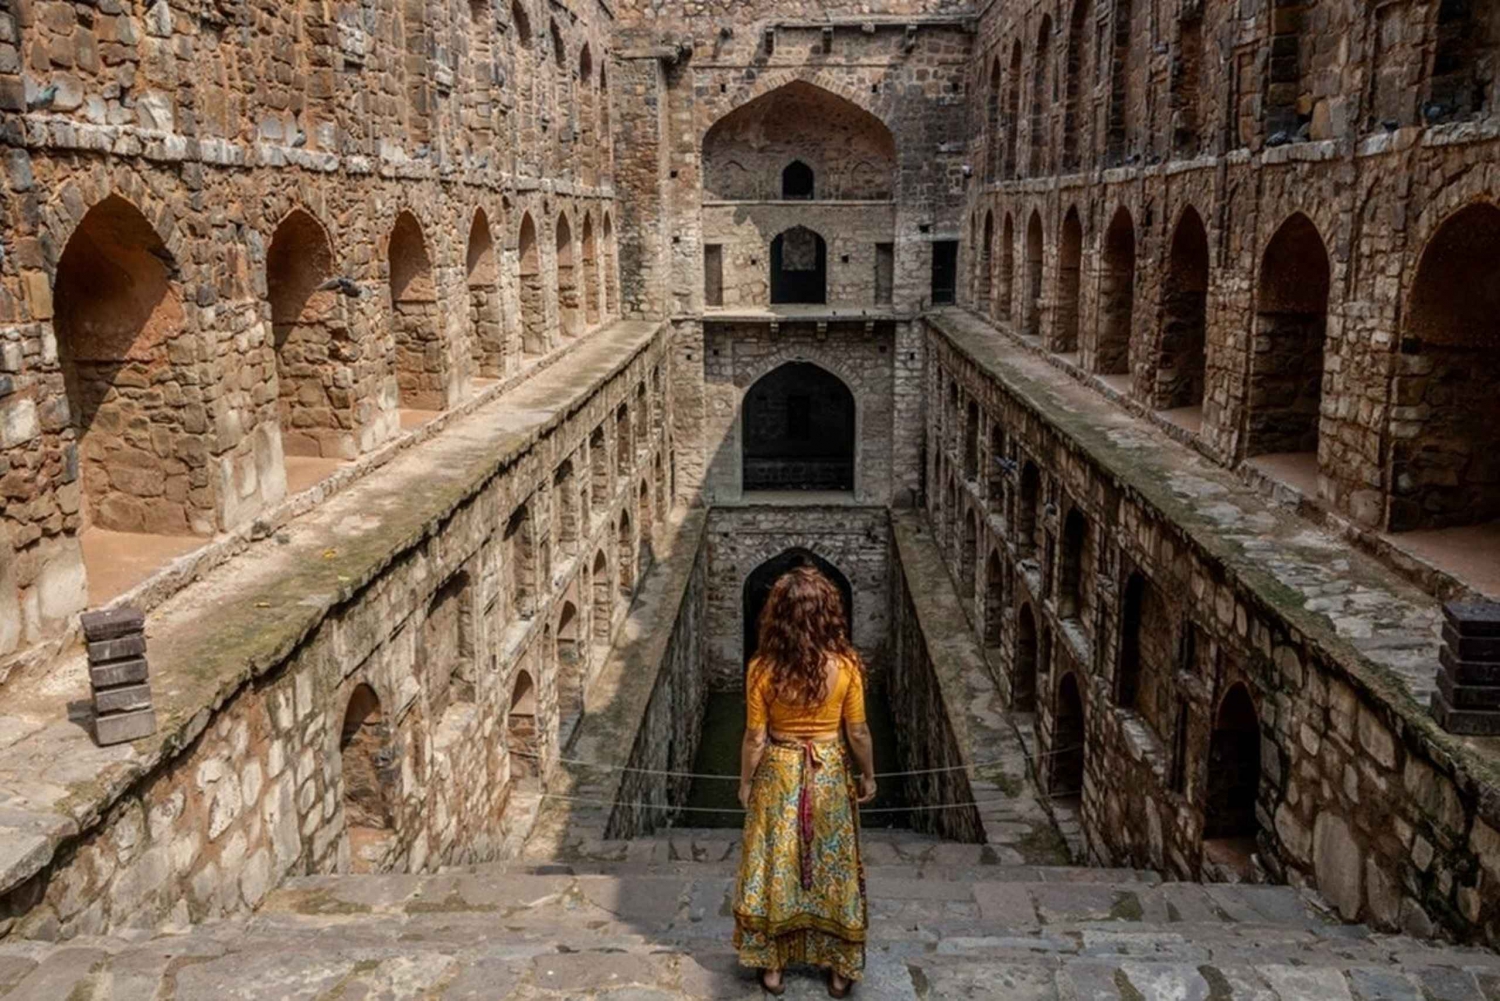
[[511, 745, 1085, 781], [538, 791, 1027, 815]]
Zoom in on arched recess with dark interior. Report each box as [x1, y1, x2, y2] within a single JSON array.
[[553, 459, 580, 557], [388, 211, 444, 411], [782, 160, 815, 199], [741, 361, 856, 493], [1096, 207, 1136, 377], [987, 58, 1002, 181], [504, 503, 536, 621], [615, 402, 632, 476], [1392, 202, 1500, 531], [507, 669, 540, 782], [556, 593, 583, 738], [578, 45, 597, 183], [1004, 41, 1023, 178], [963, 399, 979, 481], [55, 195, 202, 538], [1117, 571, 1173, 739], [1265, 0, 1310, 138], [466, 209, 503, 377], [701, 81, 895, 201], [1248, 213, 1330, 464], [1059, 507, 1088, 619], [1056, 207, 1083, 352], [591, 549, 612, 643], [1062, 0, 1092, 169], [978, 211, 995, 313], [743, 548, 853, 666], [1024, 210, 1045, 338], [267, 209, 347, 462], [581, 213, 600, 328], [1017, 459, 1042, 559], [961, 508, 978, 600], [770, 226, 828, 304], [589, 425, 609, 506], [984, 551, 1006, 649], [1427, 0, 1500, 124], [1105, 0, 1135, 165], [1050, 672, 1084, 796], [517, 213, 547, 356], [1172, 5, 1204, 153], [637, 479, 655, 574], [1204, 682, 1262, 874], [617, 508, 635, 599], [602, 214, 619, 315], [422, 570, 474, 716], [987, 423, 1007, 500], [1028, 16, 1053, 176], [1156, 207, 1210, 414], [555, 212, 578, 337], [998, 213, 1016, 321], [1014, 602, 1039, 712], [340, 683, 393, 873]]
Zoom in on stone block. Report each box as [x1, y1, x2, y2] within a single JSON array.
[[87, 632, 147, 662], [94, 683, 154, 714], [95, 707, 157, 745], [90, 657, 150, 688], [1430, 689, 1500, 736], [1442, 601, 1500, 637], [79, 607, 145, 641]]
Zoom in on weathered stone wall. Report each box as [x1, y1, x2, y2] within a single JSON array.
[[888, 533, 985, 844], [0, 323, 675, 939], [699, 322, 898, 507], [924, 310, 1500, 949], [963, 0, 1500, 544], [603, 523, 709, 839], [703, 505, 891, 691], [0, 0, 623, 676]]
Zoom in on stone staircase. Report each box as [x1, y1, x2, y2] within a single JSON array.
[[2, 828, 1498, 999]]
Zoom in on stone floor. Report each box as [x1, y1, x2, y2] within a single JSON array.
[[3, 832, 1498, 999]]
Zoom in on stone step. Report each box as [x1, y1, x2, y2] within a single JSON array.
[[5, 913, 1499, 1000]]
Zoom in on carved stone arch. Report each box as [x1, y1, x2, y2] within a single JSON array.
[[711, 69, 895, 136]]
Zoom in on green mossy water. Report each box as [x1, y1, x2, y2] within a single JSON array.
[[679, 687, 909, 829]]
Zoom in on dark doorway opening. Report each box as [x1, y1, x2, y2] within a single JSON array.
[[742, 548, 853, 666], [742, 362, 855, 492], [782, 160, 815, 199], [771, 227, 828, 304], [931, 240, 958, 305]]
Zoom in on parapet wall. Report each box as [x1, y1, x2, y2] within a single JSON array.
[[0, 320, 674, 940], [924, 308, 1500, 947]]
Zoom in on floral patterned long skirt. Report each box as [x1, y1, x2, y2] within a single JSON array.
[[733, 737, 867, 980]]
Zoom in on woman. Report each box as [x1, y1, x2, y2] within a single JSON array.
[[734, 565, 877, 997]]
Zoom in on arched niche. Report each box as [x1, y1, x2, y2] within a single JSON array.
[[741, 361, 855, 493], [770, 226, 828, 304], [742, 548, 853, 666], [702, 81, 895, 201]]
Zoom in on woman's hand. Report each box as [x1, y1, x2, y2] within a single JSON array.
[[857, 776, 877, 804], [738, 781, 754, 809]]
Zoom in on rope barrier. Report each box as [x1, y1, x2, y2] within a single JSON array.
[[538, 791, 1025, 815], [512, 745, 1085, 781]]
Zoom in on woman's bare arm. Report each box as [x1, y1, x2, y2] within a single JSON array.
[[845, 721, 877, 803], [738, 726, 768, 807]]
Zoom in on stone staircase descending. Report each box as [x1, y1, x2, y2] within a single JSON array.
[[2, 827, 1499, 999]]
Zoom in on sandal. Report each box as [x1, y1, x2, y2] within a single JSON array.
[[828, 971, 852, 998], [760, 970, 786, 996]]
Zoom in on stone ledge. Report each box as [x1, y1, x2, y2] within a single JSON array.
[[0, 320, 668, 901], [0, 320, 634, 690], [924, 307, 1500, 811]]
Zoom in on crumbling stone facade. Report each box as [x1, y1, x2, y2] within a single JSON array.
[[963, 0, 1500, 545], [0, 0, 622, 676]]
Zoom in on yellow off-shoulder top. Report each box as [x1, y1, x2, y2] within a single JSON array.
[[745, 654, 867, 737]]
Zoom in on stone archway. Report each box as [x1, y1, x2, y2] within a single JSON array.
[[741, 361, 856, 493], [742, 548, 853, 667]]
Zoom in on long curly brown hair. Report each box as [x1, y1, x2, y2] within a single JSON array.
[[756, 564, 862, 707]]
